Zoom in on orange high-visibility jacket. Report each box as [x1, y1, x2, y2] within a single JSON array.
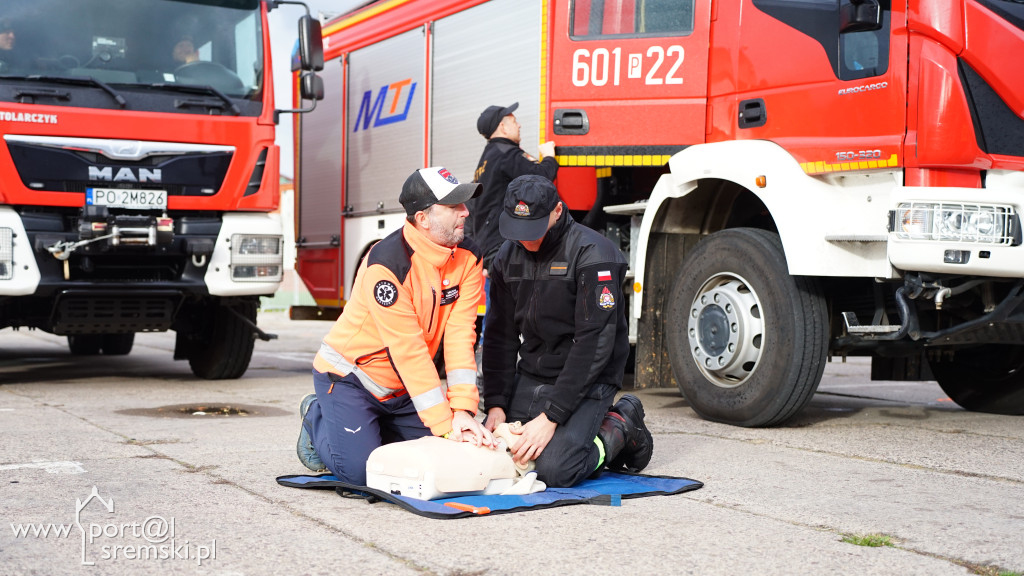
[[313, 221, 483, 435]]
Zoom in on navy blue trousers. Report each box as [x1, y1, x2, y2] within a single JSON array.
[[305, 370, 431, 486]]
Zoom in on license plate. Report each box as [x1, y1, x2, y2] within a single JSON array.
[[86, 188, 167, 210]]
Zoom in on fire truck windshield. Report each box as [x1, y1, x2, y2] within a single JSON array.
[[0, 0, 264, 114]]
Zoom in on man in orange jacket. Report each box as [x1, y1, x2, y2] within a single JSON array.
[[297, 167, 495, 485]]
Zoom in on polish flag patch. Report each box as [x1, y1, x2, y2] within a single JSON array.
[[597, 270, 612, 282]]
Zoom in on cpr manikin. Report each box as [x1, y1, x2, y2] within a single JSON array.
[[365, 422, 546, 500]]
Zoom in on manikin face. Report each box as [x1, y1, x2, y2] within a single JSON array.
[[424, 203, 470, 248]]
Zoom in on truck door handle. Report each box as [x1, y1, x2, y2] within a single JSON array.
[[738, 98, 767, 129], [554, 109, 589, 135]]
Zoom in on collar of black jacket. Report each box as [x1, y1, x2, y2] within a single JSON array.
[[486, 137, 519, 149]]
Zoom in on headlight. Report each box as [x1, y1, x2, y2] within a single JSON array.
[[0, 227, 12, 280], [895, 202, 1016, 244], [236, 235, 282, 255], [230, 234, 283, 282]]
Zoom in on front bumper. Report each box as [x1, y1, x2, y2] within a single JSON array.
[[888, 175, 1024, 278]]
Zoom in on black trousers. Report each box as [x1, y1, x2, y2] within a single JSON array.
[[504, 372, 618, 487]]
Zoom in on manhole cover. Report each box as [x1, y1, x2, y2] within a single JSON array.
[[117, 403, 290, 418]]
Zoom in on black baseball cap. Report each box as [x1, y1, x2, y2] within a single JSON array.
[[499, 175, 561, 241], [477, 102, 519, 138], [399, 167, 481, 216]]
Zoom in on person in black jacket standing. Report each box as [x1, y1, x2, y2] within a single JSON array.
[[481, 175, 653, 488], [470, 102, 559, 271]]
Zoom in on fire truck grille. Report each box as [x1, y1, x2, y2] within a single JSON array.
[[52, 292, 181, 334], [5, 139, 232, 197], [63, 182, 187, 195]]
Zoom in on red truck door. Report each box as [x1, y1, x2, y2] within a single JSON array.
[[549, 0, 713, 166], [720, 0, 908, 175]]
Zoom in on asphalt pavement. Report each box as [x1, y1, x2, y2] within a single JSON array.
[[1, 311, 1022, 575]]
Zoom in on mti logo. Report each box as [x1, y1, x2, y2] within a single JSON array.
[[353, 79, 417, 132]]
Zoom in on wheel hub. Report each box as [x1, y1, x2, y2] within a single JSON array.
[[697, 305, 730, 357], [687, 274, 764, 388]]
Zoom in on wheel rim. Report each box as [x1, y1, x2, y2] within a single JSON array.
[[687, 273, 764, 388]]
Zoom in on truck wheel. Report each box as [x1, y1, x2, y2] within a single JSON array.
[[102, 333, 135, 355], [665, 228, 828, 427], [187, 302, 256, 380], [929, 345, 1024, 414], [67, 335, 102, 355]]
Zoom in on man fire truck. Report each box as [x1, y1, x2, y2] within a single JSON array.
[[292, 0, 1024, 426], [0, 0, 323, 379]]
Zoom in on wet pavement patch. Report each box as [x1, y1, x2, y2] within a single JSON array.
[[117, 403, 290, 418]]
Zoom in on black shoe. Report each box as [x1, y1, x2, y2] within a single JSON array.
[[607, 394, 653, 472]]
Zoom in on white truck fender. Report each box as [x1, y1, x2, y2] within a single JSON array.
[[631, 140, 897, 319]]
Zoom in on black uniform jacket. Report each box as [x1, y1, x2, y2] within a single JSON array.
[[469, 137, 559, 269], [482, 214, 629, 424]]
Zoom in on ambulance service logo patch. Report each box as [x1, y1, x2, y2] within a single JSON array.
[[374, 280, 398, 307], [514, 201, 531, 217], [438, 168, 458, 185], [598, 286, 615, 310]]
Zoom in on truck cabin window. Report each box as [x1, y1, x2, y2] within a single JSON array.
[[0, 0, 263, 102], [571, 0, 695, 38], [752, 0, 890, 81]]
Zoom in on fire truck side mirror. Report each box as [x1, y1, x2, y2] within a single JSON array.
[[298, 14, 324, 72], [274, 71, 323, 123], [839, 0, 882, 34], [300, 71, 324, 101]]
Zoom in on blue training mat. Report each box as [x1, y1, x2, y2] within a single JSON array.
[[276, 471, 703, 519]]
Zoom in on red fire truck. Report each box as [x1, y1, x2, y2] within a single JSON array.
[[0, 0, 323, 378], [292, 0, 1024, 425]]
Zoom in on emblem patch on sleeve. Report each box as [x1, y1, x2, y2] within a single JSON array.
[[598, 286, 616, 309], [374, 280, 398, 307]]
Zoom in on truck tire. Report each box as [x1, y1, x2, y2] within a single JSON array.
[[188, 302, 256, 380], [929, 345, 1024, 414], [67, 335, 102, 355], [665, 228, 828, 427], [102, 333, 135, 355]]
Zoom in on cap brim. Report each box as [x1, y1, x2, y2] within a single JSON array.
[[499, 211, 550, 241], [435, 182, 481, 206]]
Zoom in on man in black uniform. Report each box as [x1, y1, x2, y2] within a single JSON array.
[[470, 103, 560, 394], [470, 102, 559, 271], [481, 175, 653, 488]]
